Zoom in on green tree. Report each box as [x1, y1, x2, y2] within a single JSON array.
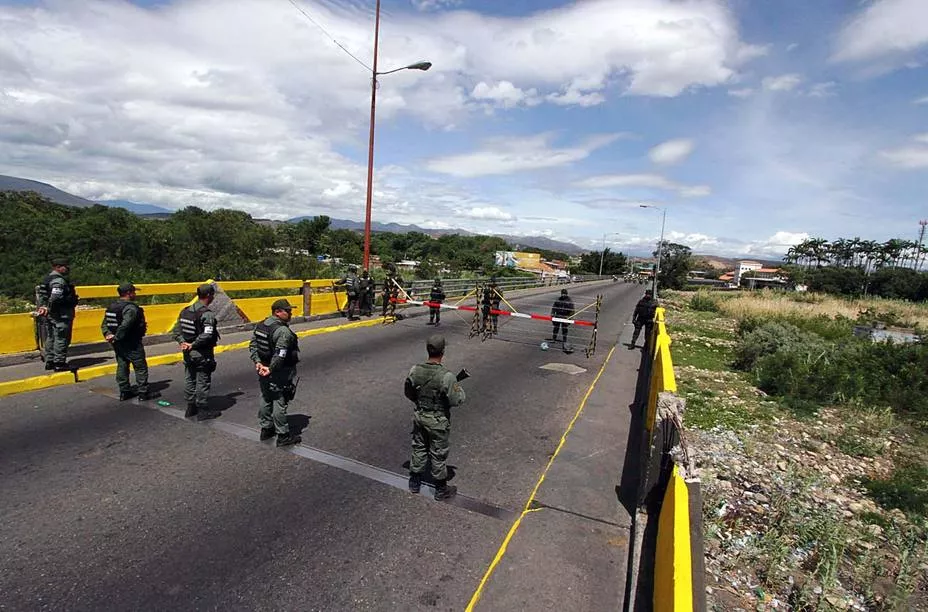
[[578, 248, 627, 275], [653, 241, 692, 290]]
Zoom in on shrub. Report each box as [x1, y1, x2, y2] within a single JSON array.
[[690, 290, 721, 313], [862, 462, 928, 517], [733, 321, 817, 371]]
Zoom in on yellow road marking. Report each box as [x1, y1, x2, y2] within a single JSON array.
[[464, 344, 618, 611]]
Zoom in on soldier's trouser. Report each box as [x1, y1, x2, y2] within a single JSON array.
[[360, 294, 372, 316], [381, 294, 390, 317], [346, 295, 359, 319], [410, 410, 451, 481], [258, 372, 293, 435], [631, 323, 653, 347], [429, 306, 441, 323], [183, 353, 214, 408], [114, 342, 149, 394], [45, 316, 73, 364], [552, 321, 568, 341]]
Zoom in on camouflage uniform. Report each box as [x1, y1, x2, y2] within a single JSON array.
[[427, 279, 445, 325], [101, 283, 149, 399], [249, 302, 301, 447], [630, 292, 659, 349], [172, 288, 220, 418], [405, 335, 465, 499], [37, 260, 79, 369]]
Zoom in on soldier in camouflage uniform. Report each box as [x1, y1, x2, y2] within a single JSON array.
[[172, 284, 221, 420], [101, 283, 152, 401], [249, 299, 302, 447], [427, 278, 445, 326], [36, 257, 79, 371], [404, 334, 466, 500], [358, 270, 374, 317]]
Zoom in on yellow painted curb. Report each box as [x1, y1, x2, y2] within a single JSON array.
[[0, 371, 75, 398]]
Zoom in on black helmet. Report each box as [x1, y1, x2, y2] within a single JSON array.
[[561, 288, 568, 295], [434, 278, 442, 285]]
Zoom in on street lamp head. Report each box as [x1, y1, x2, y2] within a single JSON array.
[[407, 61, 432, 71]]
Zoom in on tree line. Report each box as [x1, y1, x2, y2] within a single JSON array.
[[0, 191, 627, 304], [783, 236, 928, 301]]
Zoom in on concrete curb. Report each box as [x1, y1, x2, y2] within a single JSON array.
[[0, 371, 76, 398]]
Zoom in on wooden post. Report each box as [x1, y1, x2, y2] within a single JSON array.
[[302, 281, 312, 319]]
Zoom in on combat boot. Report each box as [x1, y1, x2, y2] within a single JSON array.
[[276, 433, 302, 447], [259, 428, 276, 441], [434, 480, 457, 501], [44, 361, 55, 371], [184, 402, 198, 418], [137, 391, 159, 401], [119, 389, 137, 401], [54, 362, 70, 372], [408, 472, 421, 494], [196, 409, 221, 421]]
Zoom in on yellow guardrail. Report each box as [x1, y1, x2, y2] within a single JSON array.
[[1, 278, 348, 356], [646, 307, 677, 431], [654, 465, 694, 612]]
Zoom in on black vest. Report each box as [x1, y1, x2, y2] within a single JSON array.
[[105, 301, 147, 339], [253, 320, 299, 366], [178, 307, 213, 343], [40, 273, 77, 308]]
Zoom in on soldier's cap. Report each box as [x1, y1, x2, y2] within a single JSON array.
[[51, 257, 70, 267], [561, 288, 569, 295], [362, 270, 369, 277], [271, 298, 293, 312], [426, 334, 446, 355], [644, 289, 653, 296], [196, 283, 216, 298], [117, 282, 138, 296], [434, 278, 442, 284]]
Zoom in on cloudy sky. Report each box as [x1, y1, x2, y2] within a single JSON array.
[[1, 0, 927, 257]]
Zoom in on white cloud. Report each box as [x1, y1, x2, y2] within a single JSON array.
[[471, 81, 539, 108], [575, 173, 711, 197], [762, 74, 802, 92], [915, 96, 928, 105], [426, 132, 620, 177], [879, 133, 928, 169], [807, 82, 837, 98], [728, 88, 754, 98], [457, 206, 515, 221], [786, 43, 799, 52], [833, 0, 928, 65], [742, 231, 810, 258], [648, 138, 695, 165], [411, 0, 462, 11]]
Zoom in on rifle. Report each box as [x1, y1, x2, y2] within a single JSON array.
[[284, 376, 300, 401], [456, 368, 470, 382]]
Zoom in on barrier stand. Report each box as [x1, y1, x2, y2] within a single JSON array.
[[469, 281, 484, 339], [584, 294, 602, 358]]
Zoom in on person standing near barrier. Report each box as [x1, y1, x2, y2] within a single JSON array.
[[335, 264, 361, 320], [359, 270, 374, 317], [101, 283, 152, 401], [481, 277, 502, 334], [550, 288, 575, 344], [630, 289, 659, 349], [172, 284, 221, 420], [249, 299, 302, 447], [427, 278, 445, 326], [36, 257, 79, 371], [404, 334, 466, 500]]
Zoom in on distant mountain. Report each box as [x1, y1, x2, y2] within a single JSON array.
[[0, 175, 98, 208], [498, 235, 584, 256], [99, 200, 174, 215]]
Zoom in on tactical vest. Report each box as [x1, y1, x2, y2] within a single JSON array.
[[412, 366, 447, 412], [253, 320, 299, 366], [429, 286, 444, 302], [39, 274, 77, 309], [178, 307, 214, 343], [104, 301, 147, 339]]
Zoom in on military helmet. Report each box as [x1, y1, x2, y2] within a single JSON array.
[[348, 264, 358, 272], [561, 288, 569, 295], [434, 278, 442, 285]]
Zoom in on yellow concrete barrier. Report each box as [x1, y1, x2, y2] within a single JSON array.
[[654, 465, 694, 612], [0, 371, 75, 398], [0, 312, 38, 354], [646, 308, 677, 431]]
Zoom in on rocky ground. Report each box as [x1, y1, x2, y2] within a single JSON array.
[[661, 292, 928, 611]]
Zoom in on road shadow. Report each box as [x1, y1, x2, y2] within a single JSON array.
[[286, 414, 311, 435], [616, 334, 653, 519], [209, 391, 244, 413], [148, 380, 172, 394], [69, 356, 110, 370]]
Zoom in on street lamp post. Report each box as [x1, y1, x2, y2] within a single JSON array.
[[640, 205, 667, 295], [362, 0, 431, 271], [598, 232, 621, 277]]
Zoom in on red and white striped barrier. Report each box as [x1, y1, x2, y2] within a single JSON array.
[[392, 299, 596, 328]]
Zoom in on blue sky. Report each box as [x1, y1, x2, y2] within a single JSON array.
[[1, 0, 927, 256]]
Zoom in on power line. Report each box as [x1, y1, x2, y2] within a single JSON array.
[[284, 0, 372, 72]]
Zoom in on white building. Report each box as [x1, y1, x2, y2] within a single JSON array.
[[734, 261, 763, 286]]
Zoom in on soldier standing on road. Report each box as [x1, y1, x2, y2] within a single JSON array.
[[249, 299, 302, 447], [335, 264, 361, 320], [359, 270, 374, 317], [404, 334, 465, 501], [172, 284, 221, 420], [427, 278, 445, 326], [550, 288, 575, 344], [102, 283, 153, 401], [36, 257, 79, 371], [481, 277, 502, 334], [630, 289, 659, 349]]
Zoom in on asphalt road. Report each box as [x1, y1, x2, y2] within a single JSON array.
[[0, 281, 645, 611]]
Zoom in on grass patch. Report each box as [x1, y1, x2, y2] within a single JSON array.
[[672, 337, 732, 371], [862, 462, 928, 518]]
